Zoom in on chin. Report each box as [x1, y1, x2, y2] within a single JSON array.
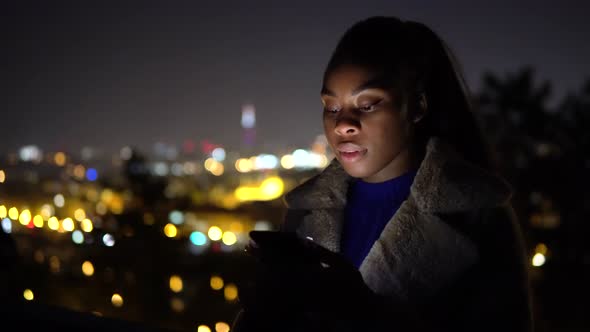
[[339, 162, 373, 179]]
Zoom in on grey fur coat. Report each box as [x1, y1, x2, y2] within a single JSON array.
[[235, 138, 533, 331]]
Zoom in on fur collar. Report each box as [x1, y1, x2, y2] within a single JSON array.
[[284, 137, 512, 214]]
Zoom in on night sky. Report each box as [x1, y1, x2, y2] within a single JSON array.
[[3, 0, 589, 156]]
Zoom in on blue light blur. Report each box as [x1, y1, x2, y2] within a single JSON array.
[[190, 231, 207, 246], [1, 218, 11, 233], [86, 168, 98, 181], [169, 210, 184, 225], [72, 230, 84, 244]]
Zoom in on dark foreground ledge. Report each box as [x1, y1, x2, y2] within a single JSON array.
[[0, 301, 180, 332]]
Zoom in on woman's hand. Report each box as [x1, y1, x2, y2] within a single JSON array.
[[240, 234, 377, 319]]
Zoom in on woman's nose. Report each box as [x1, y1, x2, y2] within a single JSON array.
[[334, 116, 360, 136]]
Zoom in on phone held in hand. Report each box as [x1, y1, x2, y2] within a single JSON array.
[[247, 231, 328, 266]]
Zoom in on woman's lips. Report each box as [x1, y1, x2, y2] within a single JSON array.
[[337, 143, 367, 162]]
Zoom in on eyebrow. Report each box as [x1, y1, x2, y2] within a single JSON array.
[[321, 75, 392, 97]]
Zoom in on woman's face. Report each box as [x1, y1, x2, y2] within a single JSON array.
[[321, 64, 415, 183]]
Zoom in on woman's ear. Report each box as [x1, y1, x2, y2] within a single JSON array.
[[413, 93, 428, 123]]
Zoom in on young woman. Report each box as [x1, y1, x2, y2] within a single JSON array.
[[233, 16, 533, 332]]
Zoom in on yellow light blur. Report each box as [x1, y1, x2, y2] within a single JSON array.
[[62, 218, 75, 232], [19, 209, 31, 225], [204, 158, 216, 171], [222, 231, 237, 246], [234, 177, 284, 202], [280, 155, 295, 169], [535, 243, 548, 255], [101, 189, 114, 203], [74, 208, 86, 221], [215, 322, 230, 332], [0, 205, 6, 219], [169, 275, 183, 293], [197, 325, 212, 332], [73, 165, 86, 179], [23, 289, 34, 301], [224, 283, 238, 302], [235, 158, 253, 173], [8, 207, 19, 220], [0, 170, 5, 183], [33, 215, 44, 228], [229, 222, 243, 233], [164, 223, 178, 238], [54, 152, 66, 166], [208, 226, 222, 241], [210, 276, 224, 290], [261, 177, 284, 198], [82, 261, 94, 276], [210, 163, 224, 176], [532, 253, 546, 267], [40, 204, 53, 220], [111, 293, 124, 307], [110, 197, 124, 214], [81, 218, 94, 232], [48, 217, 59, 230]]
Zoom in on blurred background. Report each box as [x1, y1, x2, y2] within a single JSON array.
[[1, 1, 589, 331]]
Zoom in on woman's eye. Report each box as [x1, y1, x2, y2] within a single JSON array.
[[357, 100, 381, 112], [324, 106, 340, 113], [358, 104, 377, 112]]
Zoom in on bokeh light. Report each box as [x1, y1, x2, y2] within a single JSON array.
[[74, 208, 86, 221], [190, 231, 207, 246], [86, 168, 98, 181], [40, 204, 54, 220], [81, 218, 94, 232], [103, 233, 115, 247], [532, 253, 546, 267], [164, 223, 178, 238], [197, 325, 211, 332], [280, 154, 295, 169], [2, 218, 12, 233], [221, 231, 237, 246], [23, 289, 34, 301], [210, 276, 224, 290], [0, 205, 6, 219], [8, 207, 19, 221], [72, 230, 84, 244], [215, 322, 230, 332], [169, 275, 183, 293], [224, 283, 238, 302], [0, 170, 5, 183], [169, 210, 184, 225], [82, 261, 94, 276], [48, 217, 59, 230], [73, 165, 86, 179], [111, 293, 123, 307], [212, 147, 226, 162], [208, 226, 222, 241], [62, 218, 75, 232], [33, 215, 44, 228], [54, 194, 65, 208], [18, 209, 31, 226], [54, 152, 66, 166]]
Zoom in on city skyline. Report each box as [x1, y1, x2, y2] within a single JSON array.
[[3, 1, 590, 154]]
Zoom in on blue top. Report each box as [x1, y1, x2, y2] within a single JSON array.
[[341, 170, 418, 268]]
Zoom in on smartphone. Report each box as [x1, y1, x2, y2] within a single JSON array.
[[248, 231, 327, 265]]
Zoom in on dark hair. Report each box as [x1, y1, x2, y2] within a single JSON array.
[[324, 16, 495, 171]]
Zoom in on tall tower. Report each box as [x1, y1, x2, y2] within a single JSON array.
[[241, 103, 256, 150]]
